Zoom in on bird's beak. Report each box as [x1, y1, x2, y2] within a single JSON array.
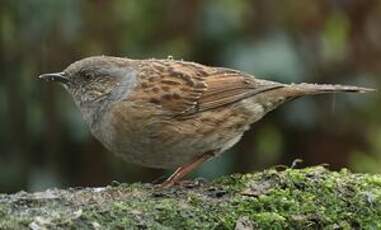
[[38, 72, 69, 84]]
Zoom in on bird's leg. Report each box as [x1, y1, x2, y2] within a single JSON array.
[[160, 151, 215, 188]]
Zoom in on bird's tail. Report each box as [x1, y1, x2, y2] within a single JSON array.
[[252, 81, 375, 113], [287, 83, 375, 96]]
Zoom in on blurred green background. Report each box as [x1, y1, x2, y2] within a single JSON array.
[[0, 0, 380, 193]]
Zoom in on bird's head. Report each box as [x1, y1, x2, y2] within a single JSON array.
[[38, 56, 137, 107]]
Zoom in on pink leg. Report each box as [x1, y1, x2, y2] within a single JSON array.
[[160, 152, 214, 188]]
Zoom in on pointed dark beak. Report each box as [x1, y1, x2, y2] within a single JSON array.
[[38, 72, 69, 84]]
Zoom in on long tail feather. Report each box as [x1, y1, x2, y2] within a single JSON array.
[[253, 82, 375, 113], [289, 83, 375, 95]]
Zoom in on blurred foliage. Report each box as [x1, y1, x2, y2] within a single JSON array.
[[0, 0, 380, 193]]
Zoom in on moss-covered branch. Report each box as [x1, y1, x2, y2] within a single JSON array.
[[1, 166, 381, 229]]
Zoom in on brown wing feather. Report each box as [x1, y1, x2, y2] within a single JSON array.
[[133, 59, 284, 117], [198, 68, 284, 112], [132, 59, 208, 115]]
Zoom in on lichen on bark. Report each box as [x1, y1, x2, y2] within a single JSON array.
[[1, 166, 381, 229]]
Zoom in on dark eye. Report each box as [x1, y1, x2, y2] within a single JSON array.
[[82, 71, 94, 80]]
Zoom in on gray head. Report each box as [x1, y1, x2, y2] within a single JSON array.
[[39, 56, 139, 130], [38, 56, 136, 107]]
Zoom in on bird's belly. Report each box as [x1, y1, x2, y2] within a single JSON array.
[[108, 126, 246, 169], [93, 100, 265, 169]]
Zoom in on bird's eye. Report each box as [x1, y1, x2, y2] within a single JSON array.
[[83, 72, 94, 80]]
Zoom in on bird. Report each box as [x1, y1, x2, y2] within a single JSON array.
[[38, 56, 374, 188]]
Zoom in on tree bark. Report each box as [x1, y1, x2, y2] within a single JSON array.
[[1, 166, 380, 229]]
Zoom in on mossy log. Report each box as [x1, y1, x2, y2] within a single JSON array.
[[1, 166, 381, 229]]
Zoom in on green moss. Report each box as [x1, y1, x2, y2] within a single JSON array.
[[0, 166, 381, 229]]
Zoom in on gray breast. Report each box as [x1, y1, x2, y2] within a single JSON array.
[[109, 68, 138, 102]]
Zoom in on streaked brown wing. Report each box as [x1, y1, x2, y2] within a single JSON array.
[[133, 59, 283, 117], [197, 68, 284, 112], [132, 59, 208, 115]]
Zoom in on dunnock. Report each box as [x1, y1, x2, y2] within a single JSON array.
[[39, 56, 373, 187]]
